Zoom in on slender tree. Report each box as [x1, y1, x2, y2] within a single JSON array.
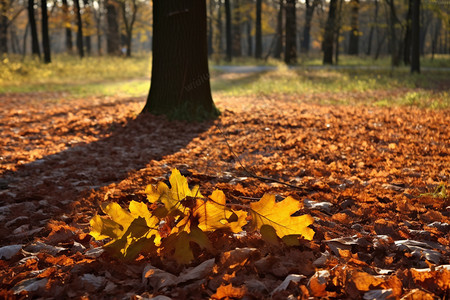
[[142, 0, 219, 121], [273, 0, 283, 59], [323, 0, 337, 64], [284, 0, 296, 63], [410, 0, 420, 73], [348, 0, 359, 55], [0, 0, 9, 53], [208, 0, 213, 56], [106, 0, 120, 55], [366, 0, 378, 55], [120, 0, 138, 57], [74, 0, 84, 57], [225, 0, 232, 61], [61, 0, 73, 52], [41, 0, 51, 62], [403, 0, 412, 65], [300, 0, 318, 54], [28, 0, 40, 57], [232, 0, 242, 57], [246, 18, 252, 56], [254, 0, 262, 58]]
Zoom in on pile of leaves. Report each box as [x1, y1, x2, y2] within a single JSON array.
[[0, 92, 449, 299]]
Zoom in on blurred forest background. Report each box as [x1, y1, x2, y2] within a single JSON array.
[[0, 0, 449, 65]]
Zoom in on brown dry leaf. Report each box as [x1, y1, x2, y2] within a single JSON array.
[[212, 284, 246, 299], [350, 271, 385, 291]]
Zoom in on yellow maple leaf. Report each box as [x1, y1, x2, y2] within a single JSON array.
[[194, 190, 247, 233], [249, 194, 315, 241]]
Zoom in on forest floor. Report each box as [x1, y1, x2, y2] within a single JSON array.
[[0, 91, 449, 299]]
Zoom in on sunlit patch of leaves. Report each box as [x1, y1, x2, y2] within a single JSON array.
[[90, 169, 314, 263]]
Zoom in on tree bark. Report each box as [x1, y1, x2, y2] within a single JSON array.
[[284, 0, 296, 64], [348, 0, 359, 55], [232, 0, 242, 57], [300, 0, 317, 54], [28, 0, 40, 57], [106, 0, 120, 55], [410, 0, 420, 73], [74, 0, 84, 58], [41, 0, 51, 63], [61, 0, 73, 53], [224, 0, 232, 61], [323, 0, 337, 64], [254, 0, 262, 58], [246, 18, 252, 56], [142, 0, 219, 121], [273, 0, 283, 59], [0, 0, 8, 54]]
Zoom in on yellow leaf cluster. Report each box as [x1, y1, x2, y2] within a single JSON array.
[[90, 169, 315, 264]]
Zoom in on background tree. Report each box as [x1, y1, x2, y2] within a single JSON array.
[[254, 0, 262, 58], [348, 0, 359, 55], [61, 0, 73, 53], [273, 0, 283, 59], [224, 0, 232, 61], [0, 0, 24, 54], [120, 0, 138, 57], [410, 0, 420, 73], [74, 0, 84, 57], [41, 0, 51, 62], [284, 0, 296, 63], [232, 0, 242, 57], [300, 0, 319, 54], [323, 0, 337, 64], [142, 0, 219, 121], [28, 0, 40, 57], [106, 0, 120, 55]]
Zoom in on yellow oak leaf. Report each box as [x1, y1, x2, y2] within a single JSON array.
[[250, 194, 315, 240], [194, 190, 247, 233]]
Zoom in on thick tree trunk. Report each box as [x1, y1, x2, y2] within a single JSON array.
[[323, 0, 337, 64], [28, 0, 40, 57], [348, 0, 359, 55], [284, 0, 296, 64], [61, 0, 73, 53], [106, 0, 120, 55], [232, 0, 242, 57], [300, 0, 316, 54], [254, 0, 262, 58], [274, 0, 283, 59], [74, 0, 84, 58], [410, 0, 420, 73], [224, 0, 232, 61], [142, 0, 219, 121], [41, 0, 51, 63]]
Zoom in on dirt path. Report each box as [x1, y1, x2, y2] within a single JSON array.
[[0, 93, 449, 298]]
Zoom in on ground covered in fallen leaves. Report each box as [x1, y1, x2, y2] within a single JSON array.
[[0, 92, 449, 299]]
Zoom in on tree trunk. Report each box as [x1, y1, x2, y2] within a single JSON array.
[[28, 0, 40, 57], [323, 0, 337, 64], [274, 0, 283, 59], [410, 0, 420, 73], [348, 0, 359, 55], [431, 19, 441, 59], [386, 0, 400, 67], [232, 0, 242, 57], [41, 0, 51, 63], [254, 0, 262, 58], [83, 0, 92, 56], [366, 0, 378, 55], [335, 0, 344, 64], [246, 19, 252, 56], [74, 0, 84, 58], [403, 0, 412, 65], [215, 0, 223, 57], [0, 12, 7, 54], [208, 0, 213, 56], [106, 0, 120, 55], [300, 0, 316, 54], [120, 0, 137, 57], [142, 0, 219, 121], [284, 0, 296, 64], [61, 0, 73, 53], [224, 0, 232, 61]]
